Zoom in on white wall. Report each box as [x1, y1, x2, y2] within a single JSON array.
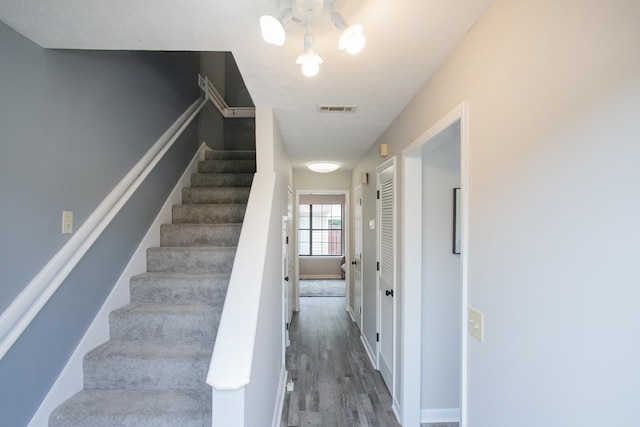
[[242, 107, 292, 426], [421, 125, 461, 411], [351, 0, 640, 424], [294, 169, 351, 191]]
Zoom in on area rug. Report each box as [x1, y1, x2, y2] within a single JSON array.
[[300, 280, 345, 297]]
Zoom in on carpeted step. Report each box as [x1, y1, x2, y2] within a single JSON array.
[[161, 223, 241, 247], [109, 303, 221, 341], [84, 340, 213, 391], [198, 159, 256, 174], [129, 273, 229, 304], [182, 187, 250, 204], [172, 204, 246, 224], [49, 389, 211, 427], [190, 173, 254, 188], [205, 150, 256, 161], [146, 247, 235, 274]]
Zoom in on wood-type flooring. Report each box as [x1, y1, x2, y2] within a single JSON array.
[[281, 296, 400, 426], [281, 296, 460, 427]]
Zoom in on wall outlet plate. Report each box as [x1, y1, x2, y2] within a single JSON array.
[[62, 211, 73, 234], [468, 306, 484, 343]]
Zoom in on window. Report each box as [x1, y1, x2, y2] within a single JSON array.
[[298, 204, 343, 256]]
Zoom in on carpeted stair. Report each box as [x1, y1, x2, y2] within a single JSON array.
[[49, 150, 256, 427]]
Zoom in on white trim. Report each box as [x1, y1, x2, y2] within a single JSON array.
[[392, 401, 402, 424], [401, 101, 469, 426], [347, 306, 356, 322], [271, 366, 288, 427], [361, 334, 377, 370], [421, 408, 461, 423], [0, 97, 207, 361], [27, 143, 209, 427]]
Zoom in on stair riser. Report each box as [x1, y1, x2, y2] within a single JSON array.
[[109, 305, 221, 341], [190, 173, 253, 188], [182, 187, 250, 204], [129, 274, 229, 304], [49, 389, 211, 427], [146, 248, 235, 274], [84, 357, 211, 391], [161, 224, 241, 247], [198, 160, 256, 174], [172, 205, 246, 224], [205, 150, 256, 160], [84, 342, 212, 391]]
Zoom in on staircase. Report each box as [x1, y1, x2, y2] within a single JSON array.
[[49, 150, 256, 427]]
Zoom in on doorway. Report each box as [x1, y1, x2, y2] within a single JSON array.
[[294, 190, 350, 312], [401, 102, 469, 426]]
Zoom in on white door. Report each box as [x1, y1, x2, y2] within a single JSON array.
[[283, 189, 294, 348], [377, 160, 396, 392], [353, 185, 364, 331], [282, 216, 290, 349]]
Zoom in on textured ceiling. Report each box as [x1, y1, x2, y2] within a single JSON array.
[[0, 0, 494, 169]]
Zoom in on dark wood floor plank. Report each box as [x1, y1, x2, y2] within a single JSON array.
[[281, 297, 400, 427]]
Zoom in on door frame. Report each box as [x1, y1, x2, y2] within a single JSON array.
[[294, 189, 350, 312], [401, 102, 469, 426], [375, 157, 397, 403], [352, 184, 364, 330]]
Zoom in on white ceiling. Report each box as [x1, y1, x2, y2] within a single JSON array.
[[0, 0, 493, 170]]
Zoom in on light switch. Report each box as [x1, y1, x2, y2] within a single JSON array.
[[468, 306, 484, 343]]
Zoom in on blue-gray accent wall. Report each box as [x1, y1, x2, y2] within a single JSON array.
[[0, 21, 201, 426]]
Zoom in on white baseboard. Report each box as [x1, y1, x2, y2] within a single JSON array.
[[361, 334, 377, 370], [392, 400, 402, 424], [27, 143, 208, 427], [347, 306, 356, 322], [272, 365, 288, 427], [421, 408, 461, 423]]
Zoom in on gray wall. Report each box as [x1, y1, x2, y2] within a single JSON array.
[[0, 21, 201, 426], [199, 51, 255, 151]]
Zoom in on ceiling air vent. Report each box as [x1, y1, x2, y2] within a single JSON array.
[[317, 105, 358, 113]]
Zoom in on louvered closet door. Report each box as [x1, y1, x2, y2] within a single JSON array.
[[378, 162, 395, 391]]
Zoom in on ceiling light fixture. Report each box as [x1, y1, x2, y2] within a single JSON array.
[[331, 12, 365, 54], [259, 9, 292, 46], [308, 162, 340, 173], [260, 0, 365, 76], [296, 31, 323, 77]]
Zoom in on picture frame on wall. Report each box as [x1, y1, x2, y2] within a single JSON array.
[[453, 188, 461, 254]]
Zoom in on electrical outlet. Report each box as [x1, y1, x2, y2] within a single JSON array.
[[468, 306, 484, 343], [62, 211, 73, 234]]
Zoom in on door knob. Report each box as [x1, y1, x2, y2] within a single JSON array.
[[284, 276, 289, 281], [385, 289, 394, 297], [351, 261, 357, 265]]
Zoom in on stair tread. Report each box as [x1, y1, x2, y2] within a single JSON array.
[[49, 389, 210, 427]]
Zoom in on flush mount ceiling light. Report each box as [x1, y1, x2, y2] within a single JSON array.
[[260, 0, 365, 76], [308, 162, 340, 173]]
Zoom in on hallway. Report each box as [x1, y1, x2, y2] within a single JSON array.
[[281, 296, 400, 426]]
